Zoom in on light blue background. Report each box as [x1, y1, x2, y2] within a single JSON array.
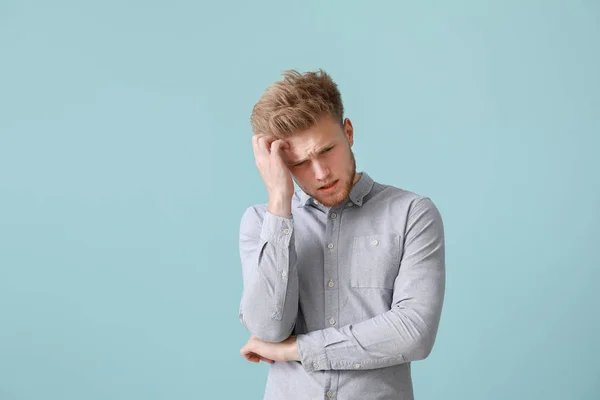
[[1, 1, 599, 399]]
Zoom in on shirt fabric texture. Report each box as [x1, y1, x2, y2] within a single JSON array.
[[238, 171, 446, 400]]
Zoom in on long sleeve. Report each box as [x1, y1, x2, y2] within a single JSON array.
[[296, 198, 445, 371], [238, 206, 299, 343]]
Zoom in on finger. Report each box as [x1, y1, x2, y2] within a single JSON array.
[[252, 134, 267, 155], [240, 345, 252, 357], [252, 134, 265, 156], [244, 351, 268, 364], [252, 133, 267, 144], [241, 348, 258, 362], [270, 139, 289, 157], [259, 356, 275, 364], [257, 135, 278, 153]]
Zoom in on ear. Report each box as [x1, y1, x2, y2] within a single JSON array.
[[343, 118, 354, 146]]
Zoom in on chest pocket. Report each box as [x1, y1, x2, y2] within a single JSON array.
[[350, 233, 402, 289]]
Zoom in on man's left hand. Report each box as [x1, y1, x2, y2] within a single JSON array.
[[240, 335, 299, 364]]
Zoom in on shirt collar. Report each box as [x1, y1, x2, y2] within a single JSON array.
[[297, 171, 374, 208]]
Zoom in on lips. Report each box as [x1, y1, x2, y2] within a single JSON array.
[[319, 180, 338, 191]]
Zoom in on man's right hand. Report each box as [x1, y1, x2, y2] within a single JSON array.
[[252, 134, 294, 218]]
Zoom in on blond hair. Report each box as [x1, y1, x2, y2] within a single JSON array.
[[250, 69, 344, 138]]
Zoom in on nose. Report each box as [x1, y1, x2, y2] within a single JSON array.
[[312, 160, 330, 181]]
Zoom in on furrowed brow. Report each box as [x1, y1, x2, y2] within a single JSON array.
[[287, 143, 335, 166]]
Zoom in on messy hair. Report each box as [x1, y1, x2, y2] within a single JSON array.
[[250, 69, 344, 138]]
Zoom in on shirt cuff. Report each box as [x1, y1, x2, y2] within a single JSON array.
[[296, 330, 330, 372], [259, 211, 294, 247]]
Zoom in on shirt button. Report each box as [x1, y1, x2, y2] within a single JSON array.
[[330, 212, 337, 219], [328, 280, 334, 288], [329, 317, 336, 325], [283, 228, 290, 234], [281, 271, 287, 278], [327, 391, 334, 397], [327, 243, 334, 249], [372, 239, 379, 246], [347, 202, 353, 207], [313, 362, 319, 369], [354, 363, 361, 369]]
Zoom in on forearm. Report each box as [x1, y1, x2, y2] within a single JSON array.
[[239, 209, 299, 342], [296, 302, 442, 371]]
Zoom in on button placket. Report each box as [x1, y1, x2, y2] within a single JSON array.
[[323, 207, 342, 400], [324, 207, 340, 343]]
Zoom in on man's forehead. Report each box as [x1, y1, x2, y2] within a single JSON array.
[[286, 128, 340, 151], [284, 136, 336, 162]]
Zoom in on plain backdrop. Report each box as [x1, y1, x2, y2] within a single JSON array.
[[1, 1, 599, 399]]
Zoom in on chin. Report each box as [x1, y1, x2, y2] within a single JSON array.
[[314, 182, 352, 207]]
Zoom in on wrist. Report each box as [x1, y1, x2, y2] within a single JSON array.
[[268, 194, 292, 218], [286, 337, 300, 362]]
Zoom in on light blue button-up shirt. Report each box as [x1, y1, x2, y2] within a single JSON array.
[[239, 172, 445, 399]]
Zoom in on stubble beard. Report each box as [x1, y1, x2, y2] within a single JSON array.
[[313, 150, 357, 207]]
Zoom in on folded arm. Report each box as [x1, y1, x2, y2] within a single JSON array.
[[296, 197, 445, 371]]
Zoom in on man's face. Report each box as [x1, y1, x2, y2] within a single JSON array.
[[282, 115, 359, 207]]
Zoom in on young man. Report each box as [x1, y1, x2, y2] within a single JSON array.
[[238, 69, 445, 400]]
